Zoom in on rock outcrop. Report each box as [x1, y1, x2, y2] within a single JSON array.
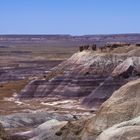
[[97, 116, 140, 140], [82, 78, 140, 139], [17, 119, 67, 140], [112, 57, 140, 78]]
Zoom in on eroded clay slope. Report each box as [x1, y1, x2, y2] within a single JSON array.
[[18, 51, 125, 99]]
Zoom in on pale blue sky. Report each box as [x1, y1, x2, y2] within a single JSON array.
[[0, 0, 140, 35]]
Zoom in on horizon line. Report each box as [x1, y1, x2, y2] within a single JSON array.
[[0, 33, 140, 36]]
